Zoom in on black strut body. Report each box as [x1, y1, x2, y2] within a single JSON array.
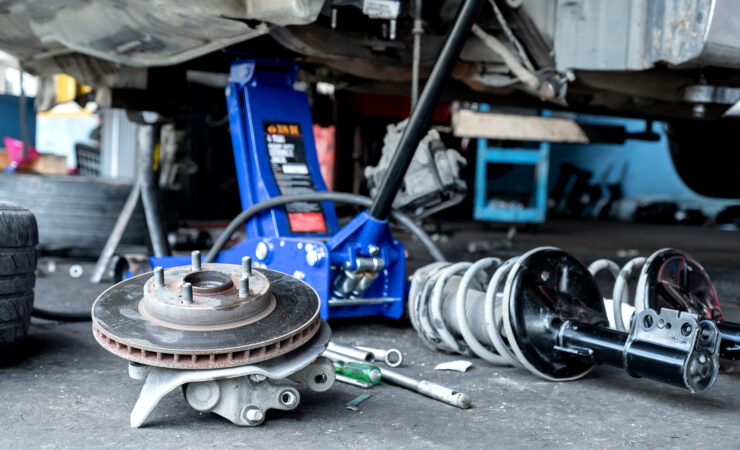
[[716, 321, 740, 360]]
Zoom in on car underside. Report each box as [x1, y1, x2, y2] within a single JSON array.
[[0, 0, 739, 196]]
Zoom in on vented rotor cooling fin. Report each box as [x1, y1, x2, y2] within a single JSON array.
[[92, 264, 322, 369]]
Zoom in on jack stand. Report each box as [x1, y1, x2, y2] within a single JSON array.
[[91, 119, 171, 283]]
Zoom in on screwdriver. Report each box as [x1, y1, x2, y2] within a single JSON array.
[[333, 360, 382, 385]]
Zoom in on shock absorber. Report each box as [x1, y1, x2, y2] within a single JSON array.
[[408, 247, 721, 392], [590, 248, 740, 361]]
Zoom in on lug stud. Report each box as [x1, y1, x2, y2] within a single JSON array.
[[154, 266, 165, 287], [182, 282, 193, 304], [242, 256, 252, 277], [191, 250, 202, 271], [239, 275, 249, 298]]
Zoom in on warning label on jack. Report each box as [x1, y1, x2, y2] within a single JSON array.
[[264, 121, 327, 233]]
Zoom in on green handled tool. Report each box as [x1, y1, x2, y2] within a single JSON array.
[[333, 360, 382, 385]]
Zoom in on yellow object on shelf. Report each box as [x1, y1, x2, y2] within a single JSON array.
[[54, 74, 92, 104]]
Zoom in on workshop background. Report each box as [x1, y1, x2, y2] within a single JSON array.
[[1, 0, 740, 448]]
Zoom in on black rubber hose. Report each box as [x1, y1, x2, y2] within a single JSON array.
[[204, 192, 446, 263], [32, 307, 91, 322]]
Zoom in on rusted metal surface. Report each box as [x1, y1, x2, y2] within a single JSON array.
[[92, 318, 321, 370], [0, 0, 325, 69], [91, 265, 322, 369], [138, 265, 275, 331]]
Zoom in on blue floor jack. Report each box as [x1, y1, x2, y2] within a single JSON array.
[[149, 0, 481, 321], [152, 59, 406, 320]]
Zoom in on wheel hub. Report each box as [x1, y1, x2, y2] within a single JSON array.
[[92, 263, 322, 370], [92, 260, 334, 428], [138, 266, 275, 331]]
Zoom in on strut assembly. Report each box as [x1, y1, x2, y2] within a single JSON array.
[[409, 247, 721, 392], [92, 254, 335, 427], [590, 247, 740, 361]]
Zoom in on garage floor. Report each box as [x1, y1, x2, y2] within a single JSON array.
[[3, 220, 740, 448]]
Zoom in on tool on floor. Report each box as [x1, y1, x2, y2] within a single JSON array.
[[590, 247, 740, 361], [356, 346, 404, 367], [327, 342, 376, 363], [346, 394, 372, 411], [409, 247, 721, 393], [336, 374, 373, 389], [333, 360, 382, 385], [147, 0, 483, 320], [91, 259, 335, 427], [327, 342, 403, 367], [324, 348, 471, 409]]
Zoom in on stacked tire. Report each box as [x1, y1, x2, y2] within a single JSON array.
[[0, 201, 37, 355], [0, 173, 147, 249]]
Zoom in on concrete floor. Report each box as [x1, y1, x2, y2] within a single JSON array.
[[3, 220, 740, 449]]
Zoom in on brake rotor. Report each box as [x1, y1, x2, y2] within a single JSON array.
[[92, 263, 322, 369]]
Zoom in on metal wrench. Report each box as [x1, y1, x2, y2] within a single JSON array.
[[356, 346, 404, 367]]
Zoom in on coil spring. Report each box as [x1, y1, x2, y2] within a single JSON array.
[[588, 247, 725, 332], [587, 256, 646, 332], [408, 249, 557, 369]]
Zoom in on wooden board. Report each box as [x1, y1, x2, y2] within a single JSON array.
[[452, 109, 589, 143]]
